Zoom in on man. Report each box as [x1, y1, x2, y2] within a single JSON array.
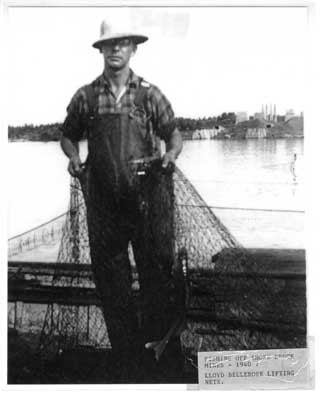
[[60, 18, 183, 381]]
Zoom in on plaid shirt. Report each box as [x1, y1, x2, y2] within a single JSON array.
[[61, 70, 176, 142]]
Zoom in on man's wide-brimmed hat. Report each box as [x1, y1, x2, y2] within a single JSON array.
[[92, 19, 148, 49]]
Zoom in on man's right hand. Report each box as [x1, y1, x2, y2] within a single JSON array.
[[68, 155, 84, 177]]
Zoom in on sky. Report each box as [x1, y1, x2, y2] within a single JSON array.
[[6, 5, 308, 126]]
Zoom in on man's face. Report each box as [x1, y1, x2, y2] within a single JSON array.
[[100, 38, 136, 71]]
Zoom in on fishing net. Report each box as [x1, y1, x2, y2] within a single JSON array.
[[36, 164, 239, 357], [8, 164, 306, 382]]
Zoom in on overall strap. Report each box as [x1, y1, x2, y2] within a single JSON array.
[[134, 79, 150, 110], [85, 84, 96, 118], [84, 84, 97, 142], [133, 79, 161, 157]]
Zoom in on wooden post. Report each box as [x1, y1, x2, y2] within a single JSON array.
[[86, 305, 90, 341], [14, 302, 18, 330]]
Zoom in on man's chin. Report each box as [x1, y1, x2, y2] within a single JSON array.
[[108, 64, 124, 71]]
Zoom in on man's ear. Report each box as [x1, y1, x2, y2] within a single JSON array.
[[132, 43, 137, 56]]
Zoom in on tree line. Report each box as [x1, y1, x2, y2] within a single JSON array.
[[8, 113, 237, 141], [176, 113, 236, 131], [8, 123, 61, 141]]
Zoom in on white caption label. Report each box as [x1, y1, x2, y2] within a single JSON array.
[[198, 348, 313, 390]]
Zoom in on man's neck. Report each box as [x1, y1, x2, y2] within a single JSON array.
[[103, 65, 131, 91]]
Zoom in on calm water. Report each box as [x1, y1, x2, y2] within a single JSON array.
[[8, 139, 304, 249]]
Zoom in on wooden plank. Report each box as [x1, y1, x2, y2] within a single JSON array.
[[8, 247, 306, 279], [8, 261, 92, 277], [244, 248, 305, 275], [8, 283, 100, 306], [186, 311, 306, 334]]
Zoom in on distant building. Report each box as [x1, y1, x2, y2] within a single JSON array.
[[192, 126, 225, 140], [285, 116, 304, 136], [285, 109, 295, 122], [246, 128, 267, 139], [236, 112, 248, 124], [277, 115, 285, 122], [254, 112, 264, 120]]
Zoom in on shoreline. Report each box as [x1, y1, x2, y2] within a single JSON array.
[[8, 136, 304, 143]]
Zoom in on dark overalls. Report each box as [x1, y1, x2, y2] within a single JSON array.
[[79, 82, 176, 367]]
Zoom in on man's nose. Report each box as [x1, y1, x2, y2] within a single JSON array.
[[111, 43, 120, 51]]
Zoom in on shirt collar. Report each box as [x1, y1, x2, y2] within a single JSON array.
[[99, 69, 140, 93]]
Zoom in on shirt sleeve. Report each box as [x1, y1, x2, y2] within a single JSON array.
[[148, 86, 177, 142], [60, 87, 88, 141]]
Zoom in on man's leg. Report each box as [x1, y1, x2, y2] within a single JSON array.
[[84, 179, 138, 372]]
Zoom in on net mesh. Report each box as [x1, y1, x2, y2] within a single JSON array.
[[36, 165, 239, 357]]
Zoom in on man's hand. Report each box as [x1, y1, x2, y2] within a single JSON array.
[[68, 155, 84, 177], [162, 150, 177, 169], [162, 128, 183, 170]]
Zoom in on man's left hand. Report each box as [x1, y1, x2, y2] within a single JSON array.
[[162, 150, 177, 169]]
